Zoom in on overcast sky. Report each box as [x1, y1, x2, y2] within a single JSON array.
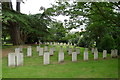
[[11, 0, 83, 32]]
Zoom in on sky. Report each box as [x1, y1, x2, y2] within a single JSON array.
[[11, 0, 84, 32]]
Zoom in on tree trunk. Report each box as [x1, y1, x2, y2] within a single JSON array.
[[16, 0, 20, 12], [9, 21, 22, 45]]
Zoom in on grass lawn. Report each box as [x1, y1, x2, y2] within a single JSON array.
[[2, 45, 118, 78]]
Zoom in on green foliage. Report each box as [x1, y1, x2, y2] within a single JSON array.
[[46, 21, 67, 42], [98, 35, 115, 53], [2, 7, 51, 44]]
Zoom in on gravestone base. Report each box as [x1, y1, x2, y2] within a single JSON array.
[[94, 58, 99, 60], [58, 61, 64, 63], [103, 57, 106, 59]]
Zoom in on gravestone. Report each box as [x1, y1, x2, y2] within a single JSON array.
[[94, 48, 98, 60], [60, 46, 63, 52], [15, 48, 20, 54], [53, 46, 55, 52], [68, 43, 70, 46], [76, 48, 80, 54], [60, 43, 62, 46], [27, 46, 32, 56], [44, 46, 48, 52], [103, 50, 107, 59], [84, 48, 88, 61], [66, 46, 69, 52], [68, 48, 72, 55], [16, 53, 23, 66], [111, 49, 118, 58], [19, 46, 23, 52], [8, 53, 16, 67], [73, 47, 76, 52], [91, 48, 94, 54], [50, 42, 52, 45], [72, 52, 77, 62], [58, 51, 64, 63], [49, 48, 54, 56], [63, 43, 66, 46], [43, 52, 50, 65], [36, 46, 40, 52], [74, 44, 76, 46], [114, 49, 118, 57], [39, 48, 44, 56], [111, 49, 115, 58]]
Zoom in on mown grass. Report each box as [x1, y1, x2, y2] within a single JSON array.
[[2, 45, 118, 78]]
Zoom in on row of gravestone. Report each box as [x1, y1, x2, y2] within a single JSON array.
[[40, 42, 75, 46], [8, 46, 118, 67]]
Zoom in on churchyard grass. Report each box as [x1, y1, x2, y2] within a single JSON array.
[[2, 45, 118, 78]]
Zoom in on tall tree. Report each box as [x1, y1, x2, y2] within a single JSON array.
[[2, 0, 23, 45]]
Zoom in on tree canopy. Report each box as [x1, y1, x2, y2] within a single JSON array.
[[1, 1, 120, 54]]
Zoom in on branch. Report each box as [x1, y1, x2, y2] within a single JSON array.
[[92, 3, 119, 27]]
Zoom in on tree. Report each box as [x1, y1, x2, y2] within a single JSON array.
[[48, 1, 120, 54], [2, 2, 52, 45], [2, 1, 23, 45]]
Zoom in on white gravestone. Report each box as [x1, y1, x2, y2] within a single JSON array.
[[44, 46, 48, 52], [49, 48, 54, 56], [111, 49, 118, 58], [39, 48, 44, 56], [68, 48, 72, 55], [58, 51, 64, 63], [114, 49, 118, 57], [8, 53, 16, 67], [91, 48, 94, 54], [53, 46, 55, 52], [50, 42, 52, 45], [60, 46, 63, 52], [66, 46, 69, 52], [36, 46, 40, 52], [19, 46, 23, 52], [72, 52, 77, 62], [75, 44, 76, 46], [16, 53, 23, 66], [73, 47, 76, 52], [44, 52, 50, 65], [67, 43, 69, 46], [15, 48, 20, 54], [76, 48, 80, 54], [111, 49, 115, 58], [84, 48, 88, 61], [94, 48, 98, 60], [27, 46, 32, 56], [103, 50, 107, 59]]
